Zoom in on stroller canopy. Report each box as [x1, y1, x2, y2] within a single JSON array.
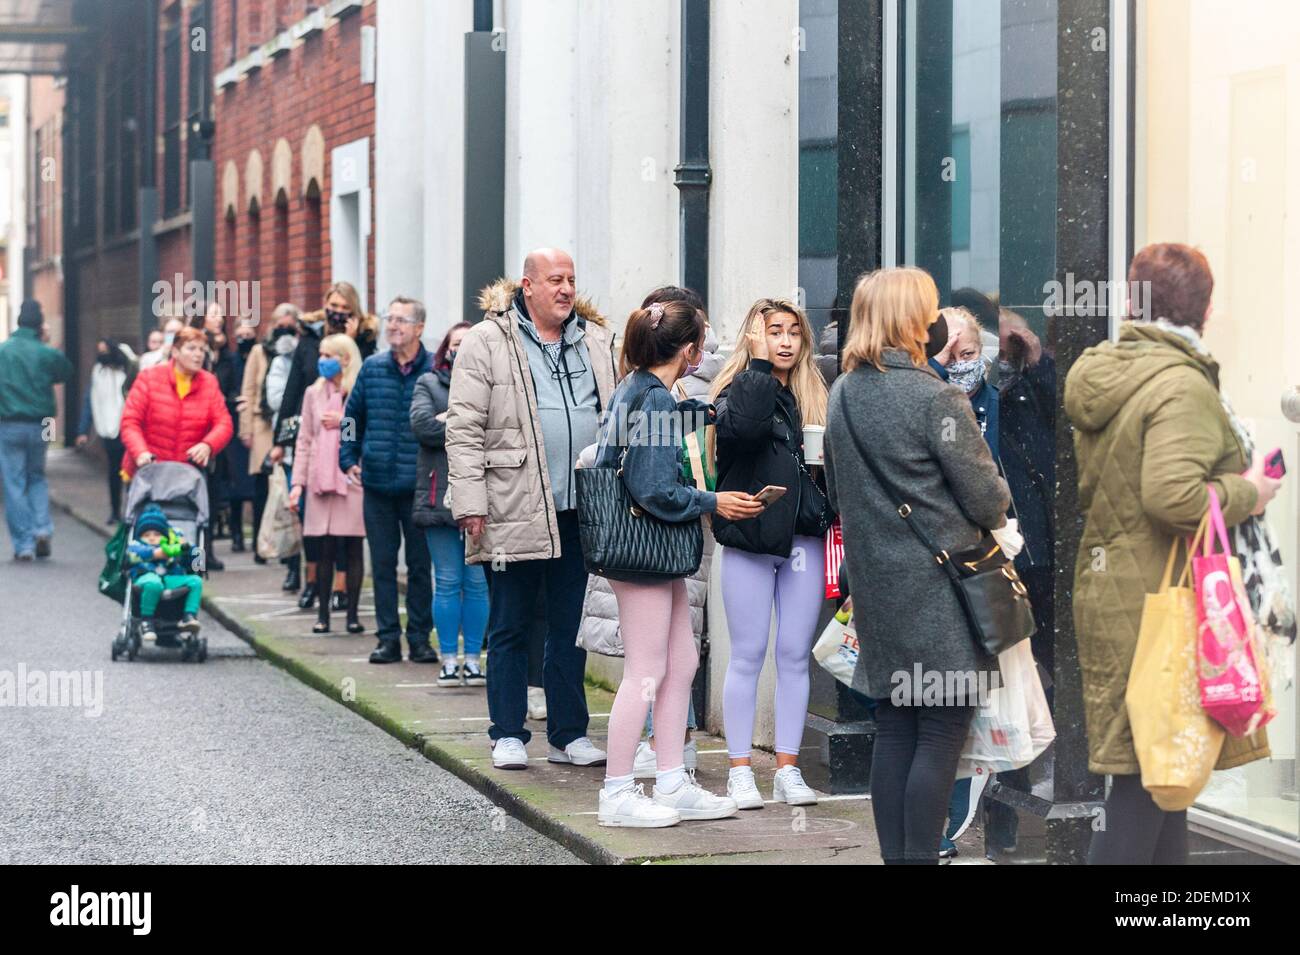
[[124, 462, 210, 528]]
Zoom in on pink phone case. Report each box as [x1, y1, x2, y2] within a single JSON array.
[[1264, 447, 1285, 479]]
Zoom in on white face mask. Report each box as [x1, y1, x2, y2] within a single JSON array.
[[274, 334, 297, 356]]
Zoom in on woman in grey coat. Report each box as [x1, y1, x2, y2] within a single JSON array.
[[411, 323, 488, 687], [825, 267, 1010, 864]]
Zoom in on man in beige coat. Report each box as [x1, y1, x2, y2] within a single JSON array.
[[446, 248, 616, 771]]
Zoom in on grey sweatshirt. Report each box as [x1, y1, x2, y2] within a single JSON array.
[[513, 294, 600, 512]]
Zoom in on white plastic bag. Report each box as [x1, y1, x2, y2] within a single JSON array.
[[813, 600, 858, 687], [257, 467, 302, 560], [957, 640, 1055, 777]]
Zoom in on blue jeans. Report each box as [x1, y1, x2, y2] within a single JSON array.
[[362, 488, 433, 648], [425, 525, 488, 658], [0, 421, 53, 557], [646, 697, 698, 737], [483, 510, 589, 748]]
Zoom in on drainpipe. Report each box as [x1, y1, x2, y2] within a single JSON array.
[[137, 0, 159, 344], [674, 0, 710, 307]]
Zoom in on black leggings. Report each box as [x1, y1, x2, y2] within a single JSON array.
[[103, 436, 125, 520], [318, 535, 364, 624], [871, 698, 975, 864], [1087, 773, 1188, 865]]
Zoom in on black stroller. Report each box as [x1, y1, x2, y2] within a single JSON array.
[[110, 462, 211, 663]]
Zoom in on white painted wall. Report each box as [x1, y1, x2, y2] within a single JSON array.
[[703, 0, 801, 746]]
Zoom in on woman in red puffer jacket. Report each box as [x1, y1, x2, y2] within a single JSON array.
[[120, 327, 234, 478]]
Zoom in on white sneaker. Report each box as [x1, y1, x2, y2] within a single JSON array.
[[599, 782, 680, 828], [527, 686, 547, 721], [491, 737, 529, 770], [633, 739, 698, 778], [653, 772, 738, 821], [632, 741, 657, 778], [772, 765, 819, 806], [727, 767, 765, 810], [548, 736, 607, 766]]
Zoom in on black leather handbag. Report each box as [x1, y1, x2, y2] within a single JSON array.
[[575, 384, 704, 582], [836, 392, 1035, 657]]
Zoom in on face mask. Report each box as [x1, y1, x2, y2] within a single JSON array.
[[96, 353, 114, 365], [274, 333, 297, 357], [924, 314, 949, 359], [445, 349, 457, 367], [317, 356, 343, 380], [946, 357, 986, 394], [163, 332, 176, 347], [237, 337, 256, 355], [325, 308, 349, 329]]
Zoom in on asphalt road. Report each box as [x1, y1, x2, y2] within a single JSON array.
[[0, 506, 580, 864]]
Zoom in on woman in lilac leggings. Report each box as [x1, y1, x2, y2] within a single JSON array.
[[710, 298, 835, 809]]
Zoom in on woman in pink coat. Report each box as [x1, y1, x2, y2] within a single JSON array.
[[290, 333, 366, 633]]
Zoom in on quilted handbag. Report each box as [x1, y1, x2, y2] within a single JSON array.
[[575, 383, 704, 582]]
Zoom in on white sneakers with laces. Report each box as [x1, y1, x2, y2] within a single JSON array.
[[772, 765, 819, 806], [652, 771, 738, 820], [548, 736, 608, 766], [727, 766, 765, 810], [599, 782, 680, 828], [527, 686, 547, 721], [491, 737, 529, 770]]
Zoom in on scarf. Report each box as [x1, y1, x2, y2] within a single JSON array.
[[309, 382, 350, 497], [1152, 321, 1297, 664]]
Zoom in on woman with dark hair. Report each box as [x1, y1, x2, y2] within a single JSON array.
[[412, 321, 489, 686], [1066, 243, 1280, 864], [593, 300, 763, 828], [76, 338, 138, 523]]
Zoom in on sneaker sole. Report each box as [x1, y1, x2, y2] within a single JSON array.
[[660, 803, 738, 821], [730, 793, 765, 810], [547, 752, 608, 767], [493, 761, 528, 770], [773, 783, 819, 806], [178, 621, 202, 633], [437, 678, 461, 687], [598, 812, 680, 828]]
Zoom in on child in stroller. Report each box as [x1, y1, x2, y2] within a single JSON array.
[[128, 504, 203, 640], [110, 461, 211, 662]]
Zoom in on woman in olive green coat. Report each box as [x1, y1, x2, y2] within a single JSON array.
[[1065, 243, 1281, 864]]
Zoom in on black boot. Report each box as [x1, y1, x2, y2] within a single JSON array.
[[230, 519, 246, 553], [330, 590, 347, 611], [297, 582, 318, 610], [281, 565, 301, 592], [369, 642, 402, 664], [409, 643, 440, 664]]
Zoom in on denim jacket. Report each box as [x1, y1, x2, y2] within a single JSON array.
[[595, 370, 717, 523]]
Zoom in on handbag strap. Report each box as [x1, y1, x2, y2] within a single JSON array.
[[834, 389, 956, 576], [613, 379, 668, 471]]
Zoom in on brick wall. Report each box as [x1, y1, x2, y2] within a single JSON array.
[[212, 0, 377, 328]]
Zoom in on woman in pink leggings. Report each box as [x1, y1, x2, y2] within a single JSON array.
[[593, 300, 764, 828], [709, 299, 835, 809]]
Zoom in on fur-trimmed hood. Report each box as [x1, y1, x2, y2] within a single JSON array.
[[477, 278, 607, 327]]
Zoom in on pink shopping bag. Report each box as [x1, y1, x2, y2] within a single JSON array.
[[1193, 487, 1274, 737]]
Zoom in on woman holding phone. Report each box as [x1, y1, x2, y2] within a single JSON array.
[[710, 298, 835, 810]]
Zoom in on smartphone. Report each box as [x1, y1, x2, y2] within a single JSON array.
[[1265, 448, 1286, 479], [753, 485, 787, 506]]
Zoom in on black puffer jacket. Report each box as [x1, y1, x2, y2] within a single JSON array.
[[713, 359, 834, 557], [410, 365, 455, 528]]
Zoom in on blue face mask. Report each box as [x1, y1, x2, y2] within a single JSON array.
[[318, 357, 342, 380]]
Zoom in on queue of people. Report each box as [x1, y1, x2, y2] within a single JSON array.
[[2, 235, 1286, 866]]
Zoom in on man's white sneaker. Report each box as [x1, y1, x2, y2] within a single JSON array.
[[437, 661, 462, 686], [727, 767, 765, 810], [527, 686, 547, 721], [548, 736, 607, 766], [599, 783, 680, 828], [491, 737, 529, 770], [772, 766, 819, 806], [653, 773, 738, 821], [632, 741, 657, 778]]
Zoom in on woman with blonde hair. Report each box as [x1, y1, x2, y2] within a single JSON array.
[[289, 332, 367, 634], [825, 267, 1010, 863], [711, 298, 836, 810]]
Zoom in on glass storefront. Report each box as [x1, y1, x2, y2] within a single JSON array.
[[1134, 0, 1300, 849]]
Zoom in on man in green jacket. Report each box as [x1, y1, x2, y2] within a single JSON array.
[[0, 300, 74, 560]]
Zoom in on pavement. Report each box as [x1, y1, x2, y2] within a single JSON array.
[[36, 447, 990, 865]]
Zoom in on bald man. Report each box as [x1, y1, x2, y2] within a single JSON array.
[[446, 248, 618, 770]]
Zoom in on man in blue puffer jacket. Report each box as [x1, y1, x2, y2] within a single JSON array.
[[340, 296, 437, 664]]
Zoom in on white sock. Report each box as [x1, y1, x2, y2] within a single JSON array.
[[603, 773, 634, 797], [656, 765, 686, 794]]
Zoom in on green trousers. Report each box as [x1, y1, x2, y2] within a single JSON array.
[[135, 572, 202, 616]]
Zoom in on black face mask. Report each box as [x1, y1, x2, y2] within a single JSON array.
[[925, 314, 949, 360], [325, 308, 350, 330], [272, 326, 296, 341], [96, 352, 116, 366], [237, 337, 256, 355]]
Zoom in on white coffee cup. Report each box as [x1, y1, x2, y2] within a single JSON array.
[[803, 424, 825, 465]]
